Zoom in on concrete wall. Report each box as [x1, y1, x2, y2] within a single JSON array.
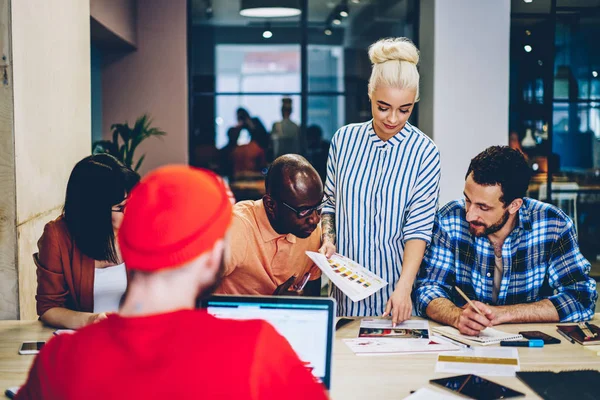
[[90, 0, 137, 47], [419, 0, 511, 205], [10, 0, 91, 319], [102, 0, 188, 175]]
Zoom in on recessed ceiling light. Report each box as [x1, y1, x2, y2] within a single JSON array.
[[523, 0, 533, 3], [340, 10, 349, 17], [262, 29, 273, 39], [240, 0, 301, 18], [524, 45, 533, 53], [324, 28, 332, 36], [525, 30, 531, 36], [332, 18, 341, 25], [593, 71, 598, 78]]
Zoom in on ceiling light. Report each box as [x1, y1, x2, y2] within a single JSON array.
[[324, 28, 332, 36], [524, 45, 532, 53], [523, 0, 533, 3], [332, 18, 341, 25], [263, 29, 273, 39], [351, 0, 360, 3], [240, 0, 301, 18], [538, 59, 543, 66], [593, 71, 598, 78], [340, 10, 349, 17], [525, 30, 531, 36]]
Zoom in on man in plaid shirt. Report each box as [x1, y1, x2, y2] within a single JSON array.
[[415, 146, 597, 336]]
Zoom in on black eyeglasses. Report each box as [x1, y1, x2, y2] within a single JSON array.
[[111, 204, 126, 213], [279, 194, 331, 219]]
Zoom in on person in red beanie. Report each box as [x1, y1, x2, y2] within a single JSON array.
[[16, 166, 328, 400]]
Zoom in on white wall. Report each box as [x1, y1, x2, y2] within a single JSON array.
[[10, 0, 91, 319], [419, 0, 511, 206]]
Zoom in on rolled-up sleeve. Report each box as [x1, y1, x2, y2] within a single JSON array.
[[321, 133, 337, 215], [414, 215, 455, 317], [402, 146, 441, 244], [546, 220, 597, 322], [35, 223, 69, 317]]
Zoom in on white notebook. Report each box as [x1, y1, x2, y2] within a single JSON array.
[[432, 326, 523, 346]]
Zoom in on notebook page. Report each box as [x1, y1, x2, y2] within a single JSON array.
[[433, 326, 523, 345]]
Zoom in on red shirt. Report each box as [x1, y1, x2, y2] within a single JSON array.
[[16, 310, 328, 400]]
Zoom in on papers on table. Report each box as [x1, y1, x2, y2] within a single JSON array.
[[344, 319, 460, 356], [432, 326, 523, 346], [359, 318, 430, 339], [306, 251, 387, 302], [435, 347, 520, 377]]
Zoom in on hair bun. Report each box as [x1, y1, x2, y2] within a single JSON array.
[[368, 37, 419, 65]]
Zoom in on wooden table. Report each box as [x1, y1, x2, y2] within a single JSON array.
[[1, 317, 599, 399], [332, 315, 600, 399]]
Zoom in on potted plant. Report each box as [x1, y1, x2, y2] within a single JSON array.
[[92, 114, 166, 172]]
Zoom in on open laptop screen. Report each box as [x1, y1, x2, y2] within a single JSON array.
[[202, 296, 334, 389]]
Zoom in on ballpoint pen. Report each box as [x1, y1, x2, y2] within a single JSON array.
[[556, 329, 575, 344]]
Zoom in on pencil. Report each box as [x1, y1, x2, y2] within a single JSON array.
[[556, 329, 576, 344], [455, 286, 485, 317]]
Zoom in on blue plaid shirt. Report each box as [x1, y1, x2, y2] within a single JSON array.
[[415, 198, 597, 322]]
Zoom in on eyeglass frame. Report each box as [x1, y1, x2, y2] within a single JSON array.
[[111, 204, 126, 213], [277, 194, 331, 219]]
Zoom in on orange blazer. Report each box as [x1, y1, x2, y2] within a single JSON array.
[[34, 216, 96, 317]]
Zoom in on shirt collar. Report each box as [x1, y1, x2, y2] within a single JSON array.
[[515, 198, 533, 232], [256, 200, 297, 243], [367, 120, 412, 148]]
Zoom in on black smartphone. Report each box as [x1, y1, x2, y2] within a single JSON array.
[[519, 330, 561, 344], [430, 374, 524, 400], [335, 317, 354, 331]]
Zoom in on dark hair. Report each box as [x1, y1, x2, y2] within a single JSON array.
[[236, 108, 249, 119], [466, 146, 531, 206], [63, 154, 140, 262]]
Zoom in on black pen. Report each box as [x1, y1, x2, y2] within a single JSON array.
[[557, 329, 575, 344]]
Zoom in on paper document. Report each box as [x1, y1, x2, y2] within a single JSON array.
[[306, 251, 387, 302], [359, 318, 430, 339], [435, 347, 520, 377], [432, 326, 523, 346], [344, 337, 459, 356], [403, 387, 464, 399]]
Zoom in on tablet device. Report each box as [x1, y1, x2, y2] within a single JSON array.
[[430, 374, 524, 399]]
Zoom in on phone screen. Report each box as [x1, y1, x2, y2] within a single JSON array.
[[430, 374, 524, 400], [21, 342, 45, 352]]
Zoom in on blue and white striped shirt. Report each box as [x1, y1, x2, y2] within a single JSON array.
[[323, 120, 441, 316]]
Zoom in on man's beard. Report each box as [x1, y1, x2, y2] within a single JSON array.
[[469, 210, 510, 237], [196, 255, 226, 305]]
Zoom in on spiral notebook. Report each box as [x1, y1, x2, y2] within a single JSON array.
[[432, 326, 523, 346]]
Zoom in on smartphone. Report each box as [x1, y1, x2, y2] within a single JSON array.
[[519, 330, 561, 345], [335, 317, 354, 331], [5, 387, 20, 399], [18, 341, 45, 355], [430, 374, 524, 400]]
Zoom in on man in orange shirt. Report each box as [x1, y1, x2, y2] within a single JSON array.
[[217, 154, 324, 296], [16, 166, 327, 400]]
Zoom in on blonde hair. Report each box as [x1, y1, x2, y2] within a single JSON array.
[[368, 37, 420, 101]]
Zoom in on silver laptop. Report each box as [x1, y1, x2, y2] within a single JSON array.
[[200, 295, 335, 389]]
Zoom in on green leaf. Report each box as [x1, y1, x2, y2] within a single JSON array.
[[134, 154, 146, 172]]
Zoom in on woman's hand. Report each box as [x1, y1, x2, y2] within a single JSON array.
[[86, 312, 109, 326], [383, 287, 413, 326]]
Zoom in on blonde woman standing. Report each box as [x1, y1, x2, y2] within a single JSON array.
[[319, 38, 441, 324]]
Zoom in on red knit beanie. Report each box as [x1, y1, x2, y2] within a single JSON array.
[[118, 165, 232, 272]]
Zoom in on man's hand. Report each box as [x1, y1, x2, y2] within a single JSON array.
[[318, 241, 336, 258], [273, 276, 299, 296], [383, 287, 412, 326], [455, 301, 495, 336]]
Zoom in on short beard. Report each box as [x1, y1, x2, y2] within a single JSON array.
[[469, 210, 510, 237], [196, 255, 226, 305]]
